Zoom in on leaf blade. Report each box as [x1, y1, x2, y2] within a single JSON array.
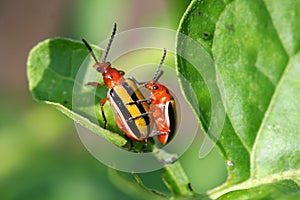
[[27, 38, 127, 147], [177, 0, 300, 197], [177, 0, 250, 185], [252, 53, 300, 178]]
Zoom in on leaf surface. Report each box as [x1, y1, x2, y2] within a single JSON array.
[[27, 38, 127, 147], [177, 0, 300, 198]]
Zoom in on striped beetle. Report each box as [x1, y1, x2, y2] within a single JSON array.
[[82, 23, 153, 142], [128, 49, 176, 144], [144, 49, 176, 144]]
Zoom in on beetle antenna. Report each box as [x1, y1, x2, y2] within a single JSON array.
[[82, 38, 99, 63], [153, 48, 166, 82], [103, 23, 117, 62]]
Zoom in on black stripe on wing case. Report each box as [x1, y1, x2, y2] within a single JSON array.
[[110, 88, 141, 138], [166, 100, 176, 142], [122, 81, 151, 126]]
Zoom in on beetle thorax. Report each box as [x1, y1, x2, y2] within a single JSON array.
[[102, 67, 124, 88]]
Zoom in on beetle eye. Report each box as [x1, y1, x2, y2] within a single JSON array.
[[118, 70, 125, 75], [96, 67, 102, 72], [153, 85, 159, 90]]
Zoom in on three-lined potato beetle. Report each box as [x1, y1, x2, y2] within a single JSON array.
[[144, 49, 176, 144], [82, 23, 153, 143], [127, 49, 176, 144]]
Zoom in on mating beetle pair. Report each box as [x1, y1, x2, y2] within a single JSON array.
[[82, 23, 175, 145]]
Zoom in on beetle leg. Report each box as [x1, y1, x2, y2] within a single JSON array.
[[148, 131, 168, 137], [127, 112, 152, 121], [142, 142, 148, 153], [86, 82, 103, 87], [100, 97, 109, 129], [123, 135, 134, 151], [126, 99, 150, 105]]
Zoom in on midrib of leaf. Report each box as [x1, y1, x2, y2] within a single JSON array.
[[250, 0, 297, 178], [251, 52, 300, 179], [220, 0, 288, 150], [248, 0, 289, 171], [209, 169, 300, 199], [212, 53, 300, 195], [250, 55, 292, 176]]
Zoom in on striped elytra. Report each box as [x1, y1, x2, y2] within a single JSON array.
[[109, 78, 152, 142], [144, 49, 177, 145], [82, 23, 153, 143]]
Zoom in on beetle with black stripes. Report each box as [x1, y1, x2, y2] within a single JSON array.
[[128, 49, 176, 145], [82, 23, 153, 143]]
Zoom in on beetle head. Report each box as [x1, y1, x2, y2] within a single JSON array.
[[144, 82, 172, 103]]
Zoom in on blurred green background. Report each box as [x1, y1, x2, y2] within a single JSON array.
[[0, 0, 227, 199]]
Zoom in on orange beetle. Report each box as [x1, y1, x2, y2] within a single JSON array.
[[144, 49, 176, 144], [82, 23, 152, 142]]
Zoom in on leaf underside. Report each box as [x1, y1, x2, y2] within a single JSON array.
[[177, 0, 300, 199], [27, 38, 127, 147]]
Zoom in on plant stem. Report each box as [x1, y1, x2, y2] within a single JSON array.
[[152, 146, 194, 197]]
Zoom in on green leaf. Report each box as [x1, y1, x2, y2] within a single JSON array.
[[177, 0, 249, 185], [177, 0, 300, 198], [108, 169, 167, 200], [27, 38, 197, 197], [27, 38, 127, 147], [162, 161, 193, 197], [217, 180, 300, 200]]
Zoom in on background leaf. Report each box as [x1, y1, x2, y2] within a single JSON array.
[[27, 38, 127, 147], [177, 0, 249, 185], [177, 0, 300, 198]]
